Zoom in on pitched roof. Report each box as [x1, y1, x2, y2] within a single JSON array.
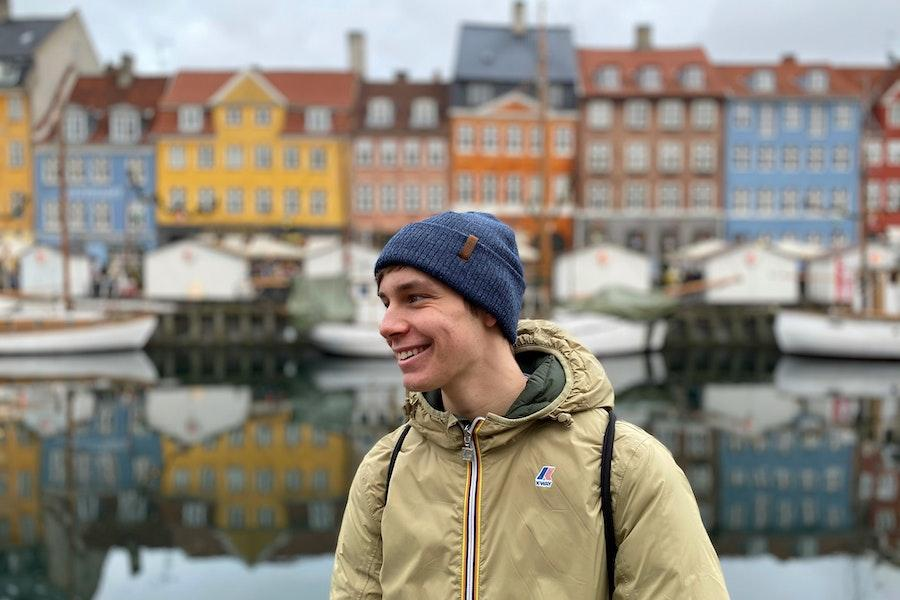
[[714, 58, 865, 97], [454, 24, 578, 84], [0, 18, 63, 86], [578, 46, 725, 96], [160, 69, 357, 108], [69, 70, 168, 111], [356, 76, 449, 133]]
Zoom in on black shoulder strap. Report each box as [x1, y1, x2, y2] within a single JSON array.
[[600, 407, 618, 597], [384, 423, 412, 505]]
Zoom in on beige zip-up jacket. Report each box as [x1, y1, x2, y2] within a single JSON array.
[[331, 319, 729, 599]]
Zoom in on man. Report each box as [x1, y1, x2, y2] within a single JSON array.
[[331, 211, 729, 599]]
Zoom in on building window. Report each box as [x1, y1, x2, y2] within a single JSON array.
[[549, 84, 566, 108], [690, 100, 717, 130], [283, 146, 300, 169], [505, 175, 522, 205], [658, 100, 684, 130], [482, 174, 497, 205], [109, 106, 141, 144], [553, 125, 574, 157], [256, 468, 274, 493], [168, 145, 186, 169], [93, 201, 111, 231], [782, 188, 799, 214], [691, 182, 715, 210], [403, 184, 421, 212], [805, 188, 823, 212], [624, 182, 648, 211], [751, 69, 776, 93], [865, 140, 882, 166], [177, 105, 203, 133], [279, 188, 299, 216], [225, 106, 242, 126], [625, 142, 649, 173], [42, 157, 58, 185], [587, 142, 612, 174], [758, 146, 776, 172], [733, 103, 752, 129], [254, 145, 272, 169], [809, 105, 827, 138], [285, 424, 301, 447], [506, 125, 523, 155], [832, 188, 850, 214], [691, 142, 716, 173], [783, 103, 802, 130], [380, 185, 397, 212], [889, 140, 900, 165], [126, 201, 145, 231], [624, 99, 650, 130], [168, 187, 186, 213], [427, 139, 446, 166], [310, 147, 327, 170], [65, 107, 89, 143], [834, 104, 854, 130], [305, 107, 332, 133], [228, 506, 245, 528], [226, 188, 244, 214], [65, 157, 85, 185], [457, 173, 474, 203], [553, 175, 570, 204], [658, 141, 683, 173], [890, 102, 900, 127], [867, 182, 882, 211], [529, 127, 543, 156], [7, 141, 23, 168], [783, 145, 800, 171], [43, 199, 59, 231], [354, 139, 373, 166], [226, 145, 243, 169], [887, 181, 900, 211], [90, 158, 110, 184], [594, 65, 621, 90], [173, 469, 190, 492], [586, 182, 612, 210], [403, 139, 420, 167], [7, 95, 23, 121], [733, 188, 751, 213], [198, 145, 214, 169], [457, 125, 474, 154], [311, 190, 327, 214], [255, 106, 271, 126], [427, 184, 445, 211], [483, 125, 499, 154], [832, 145, 851, 171], [759, 104, 776, 138], [806, 69, 829, 93], [355, 185, 373, 213], [410, 97, 438, 128], [255, 188, 273, 214], [285, 469, 302, 492], [198, 187, 216, 213], [379, 140, 397, 167], [681, 65, 705, 90], [126, 158, 145, 186], [658, 183, 682, 211], [586, 100, 613, 130], [637, 65, 662, 91], [466, 83, 493, 106], [365, 96, 395, 129], [757, 189, 775, 214], [733, 145, 751, 171], [808, 146, 825, 172]]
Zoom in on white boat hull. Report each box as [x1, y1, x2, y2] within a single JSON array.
[[0, 351, 158, 383], [552, 311, 668, 356], [308, 322, 392, 358], [775, 309, 900, 360], [0, 314, 158, 355]]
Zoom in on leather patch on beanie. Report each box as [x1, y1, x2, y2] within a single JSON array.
[[458, 234, 479, 261]]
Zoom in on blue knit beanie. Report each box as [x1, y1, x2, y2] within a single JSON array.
[[374, 211, 525, 343]]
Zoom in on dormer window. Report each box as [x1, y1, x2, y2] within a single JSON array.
[[594, 66, 620, 91], [681, 65, 705, 91], [305, 107, 332, 133], [64, 106, 89, 144], [805, 69, 829, 93], [549, 85, 565, 108], [637, 66, 662, 91], [0, 61, 21, 86], [366, 97, 395, 128], [751, 69, 776, 93], [410, 97, 438, 129], [177, 105, 204, 133], [466, 84, 493, 106], [109, 105, 141, 144]]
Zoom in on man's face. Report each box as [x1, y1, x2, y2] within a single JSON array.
[[377, 267, 493, 392]]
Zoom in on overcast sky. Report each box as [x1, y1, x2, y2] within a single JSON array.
[[20, 0, 900, 78]]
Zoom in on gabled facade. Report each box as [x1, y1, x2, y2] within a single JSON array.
[[152, 68, 358, 241], [32, 56, 165, 265], [577, 26, 725, 269], [350, 70, 450, 240], [0, 5, 99, 238], [718, 57, 864, 248], [449, 11, 580, 247]]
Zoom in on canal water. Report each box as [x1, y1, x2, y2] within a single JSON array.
[[1, 347, 898, 599]]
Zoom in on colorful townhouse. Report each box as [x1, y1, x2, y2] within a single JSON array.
[[350, 67, 450, 242], [718, 57, 864, 247], [449, 5, 579, 248], [0, 415, 41, 548], [577, 26, 725, 266], [0, 3, 99, 244], [32, 55, 166, 265], [152, 68, 358, 243]]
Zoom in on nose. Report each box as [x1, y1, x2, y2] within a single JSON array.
[[379, 303, 408, 343]]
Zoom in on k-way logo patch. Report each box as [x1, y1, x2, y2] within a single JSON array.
[[535, 465, 556, 488]]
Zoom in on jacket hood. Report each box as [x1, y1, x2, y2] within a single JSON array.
[[403, 318, 615, 451]]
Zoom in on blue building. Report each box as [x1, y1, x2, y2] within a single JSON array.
[[720, 59, 863, 247], [32, 56, 165, 267]]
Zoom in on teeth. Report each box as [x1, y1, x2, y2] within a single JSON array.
[[397, 346, 426, 360]]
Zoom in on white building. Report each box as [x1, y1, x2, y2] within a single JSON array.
[[701, 243, 799, 305], [19, 245, 91, 297], [806, 243, 899, 306], [303, 239, 383, 323], [143, 239, 253, 301], [554, 243, 653, 301]]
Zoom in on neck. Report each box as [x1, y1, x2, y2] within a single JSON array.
[[441, 341, 527, 420]]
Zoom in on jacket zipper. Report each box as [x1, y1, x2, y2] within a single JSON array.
[[460, 417, 485, 600]]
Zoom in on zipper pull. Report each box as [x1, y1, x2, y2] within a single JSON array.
[[460, 424, 474, 462]]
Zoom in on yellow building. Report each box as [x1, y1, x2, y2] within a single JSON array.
[[161, 406, 352, 531], [0, 91, 31, 236], [152, 69, 358, 240], [0, 415, 41, 547]]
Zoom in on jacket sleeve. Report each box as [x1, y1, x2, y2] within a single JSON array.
[[611, 429, 730, 600], [330, 450, 385, 600]]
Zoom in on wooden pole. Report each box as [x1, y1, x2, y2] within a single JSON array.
[[57, 115, 73, 311], [537, 0, 553, 317]]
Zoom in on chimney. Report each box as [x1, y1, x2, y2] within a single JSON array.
[[347, 30, 366, 77], [781, 53, 797, 66], [116, 53, 134, 89], [635, 24, 652, 51], [512, 1, 526, 36], [394, 70, 408, 83], [432, 69, 442, 83], [0, 0, 10, 23]]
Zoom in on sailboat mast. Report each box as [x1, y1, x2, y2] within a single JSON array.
[[857, 76, 877, 314], [537, 0, 553, 317], [57, 105, 73, 311]]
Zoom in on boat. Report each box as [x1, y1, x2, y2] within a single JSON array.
[[306, 321, 390, 358], [774, 308, 900, 360], [0, 350, 158, 383], [773, 354, 900, 398]]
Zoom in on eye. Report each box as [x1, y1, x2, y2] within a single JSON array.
[[408, 294, 425, 303]]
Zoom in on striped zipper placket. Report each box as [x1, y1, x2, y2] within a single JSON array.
[[460, 417, 485, 600]]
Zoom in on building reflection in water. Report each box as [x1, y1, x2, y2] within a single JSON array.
[[0, 348, 897, 598]]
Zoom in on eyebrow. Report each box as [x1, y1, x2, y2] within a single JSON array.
[[377, 278, 439, 300]]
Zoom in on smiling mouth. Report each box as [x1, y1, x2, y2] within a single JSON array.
[[396, 345, 430, 362]]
